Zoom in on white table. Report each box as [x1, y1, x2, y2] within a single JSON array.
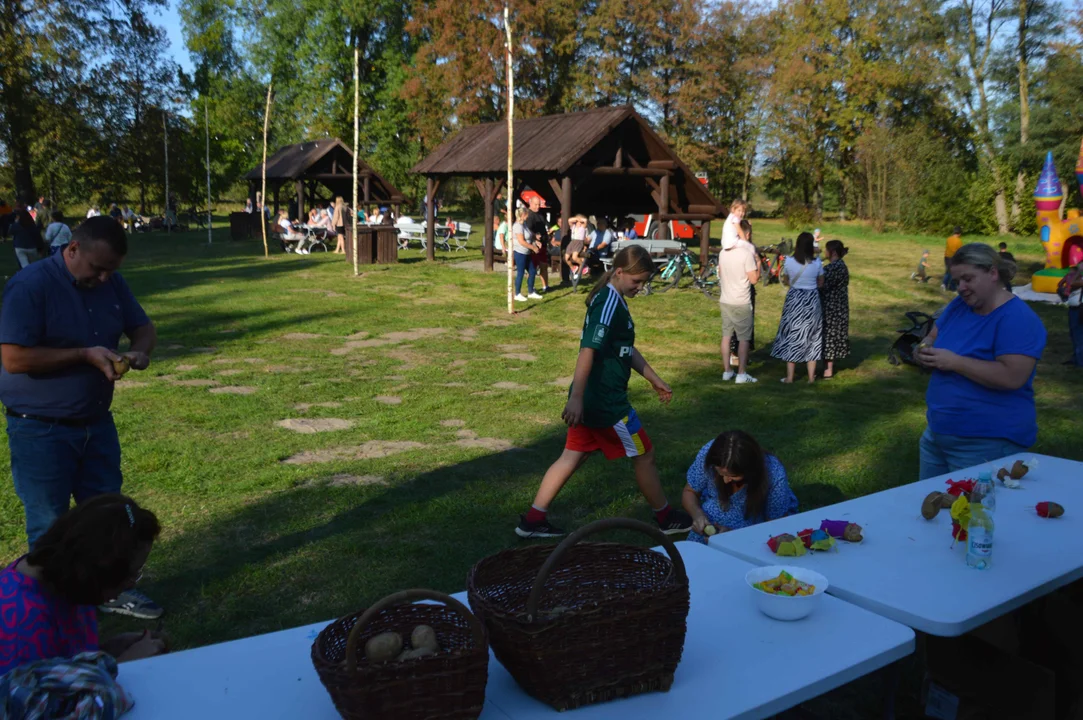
[[709, 453, 1083, 636], [119, 619, 511, 719], [483, 541, 913, 720], [121, 542, 913, 720]]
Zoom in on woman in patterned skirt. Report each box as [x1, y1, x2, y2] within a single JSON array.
[[821, 240, 851, 378], [771, 232, 824, 383]]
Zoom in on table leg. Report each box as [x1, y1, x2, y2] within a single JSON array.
[[881, 660, 901, 720]]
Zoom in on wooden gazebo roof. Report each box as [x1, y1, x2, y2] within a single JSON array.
[[246, 138, 404, 205], [412, 105, 721, 217]]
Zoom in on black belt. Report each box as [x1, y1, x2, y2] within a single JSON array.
[[5, 408, 99, 427]]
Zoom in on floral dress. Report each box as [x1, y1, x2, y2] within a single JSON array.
[[685, 443, 799, 545], [822, 258, 850, 360]]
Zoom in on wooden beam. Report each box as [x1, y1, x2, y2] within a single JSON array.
[[699, 221, 710, 268], [688, 204, 721, 215], [295, 180, 304, 220], [362, 175, 371, 207], [425, 177, 436, 261], [657, 174, 670, 240], [591, 166, 671, 177], [560, 175, 572, 283], [647, 160, 678, 170], [658, 213, 718, 221], [306, 172, 373, 180], [614, 146, 623, 169], [475, 177, 495, 272], [547, 178, 563, 201]]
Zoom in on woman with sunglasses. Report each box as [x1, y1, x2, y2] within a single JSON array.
[[0, 494, 167, 674]]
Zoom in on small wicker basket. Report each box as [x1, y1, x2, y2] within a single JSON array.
[[467, 518, 689, 711], [311, 589, 489, 719]]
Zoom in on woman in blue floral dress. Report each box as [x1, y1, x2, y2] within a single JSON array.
[[682, 431, 799, 544]]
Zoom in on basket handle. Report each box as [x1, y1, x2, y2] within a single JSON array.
[[343, 588, 485, 673], [525, 517, 688, 622]]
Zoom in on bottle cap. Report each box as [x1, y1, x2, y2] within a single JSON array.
[[978, 471, 992, 481]]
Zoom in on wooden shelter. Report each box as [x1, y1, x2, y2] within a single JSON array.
[[412, 105, 723, 268], [245, 138, 404, 220]]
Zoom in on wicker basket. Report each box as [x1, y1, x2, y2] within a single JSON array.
[[467, 518, 689, 711], [311, 589, 489, 719]]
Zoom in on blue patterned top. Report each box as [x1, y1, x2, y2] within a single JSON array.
[[685, 442, 799, 544]]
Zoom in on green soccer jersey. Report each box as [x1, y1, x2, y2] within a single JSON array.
[[574, 284, 636, 427]]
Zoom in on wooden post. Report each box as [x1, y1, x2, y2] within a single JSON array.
[[260, 82, 272, 258], [295, 180, 304, 221], [560, 175, 572, 282], [162, 111, 169, 234], [425, 176, 436, 261], [362, 175, 371, 214], [658, 173, 670, 240], [483, 177, 495, 272], [699, 220, 710, 268]]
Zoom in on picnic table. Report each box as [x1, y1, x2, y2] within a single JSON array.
[[120, 541, 913, 720], [709, 453, 1083, 636], [600, 238, 686, 271]]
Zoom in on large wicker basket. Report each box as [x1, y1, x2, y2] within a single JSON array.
[[311, 589, 489, 719], [467, 518, 689, 711]]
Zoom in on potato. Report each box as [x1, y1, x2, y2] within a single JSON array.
[[703, 524, 717, 537], [396, 646, 435, 662], [1045, 502, 1065, 518], [843, 523, 863, 543], [364, 631, 403, 663], [921, 492, 943, 520], [939, 493, 958, 509], [112, 356, 130, 377], [411, 625, 439, 652], [1010, 460, 1029, 480]]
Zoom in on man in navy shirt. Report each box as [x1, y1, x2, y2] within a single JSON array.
[[0, 217, 162, 619]]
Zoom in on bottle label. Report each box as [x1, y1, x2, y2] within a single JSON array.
[[968, 527, 993, 557]]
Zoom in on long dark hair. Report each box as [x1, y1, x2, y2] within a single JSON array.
[[27, 494, 161, 606], [793, 232, 815, 264], [704, 430, 769, 520], [585, 244, 653, 306], [825, 240, 847, 259]]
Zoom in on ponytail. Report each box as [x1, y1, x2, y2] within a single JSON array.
[[586, 245, 654, 307]]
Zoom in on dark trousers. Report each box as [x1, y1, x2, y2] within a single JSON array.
[[8, 413, 122, 548], [1069, 306, 1083, 367]]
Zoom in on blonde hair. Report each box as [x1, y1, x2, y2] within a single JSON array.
[[730, 199, 748, 214], [950, 242, 1016, 284], [586, 245, 654, 306], [334, 196, 344, 211], [515, 207, 529, 223]]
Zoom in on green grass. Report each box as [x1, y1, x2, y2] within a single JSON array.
[[0, 218, 1078, 717]]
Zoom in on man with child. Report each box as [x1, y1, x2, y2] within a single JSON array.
[[719, 200, 759, 384]]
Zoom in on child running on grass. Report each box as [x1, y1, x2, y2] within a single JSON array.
[[516, 245, 693, 538]]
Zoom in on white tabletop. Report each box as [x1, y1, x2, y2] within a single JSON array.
[[120, 542, 912, 720], [709, 453, 1083, 636], [482, 541, 913, 720], [119, 619, 511, 719]]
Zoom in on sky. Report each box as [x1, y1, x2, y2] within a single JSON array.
[[151, 0, 194, 76]]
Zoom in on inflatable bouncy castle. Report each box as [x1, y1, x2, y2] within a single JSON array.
[[1032, 140, 1083, 294]]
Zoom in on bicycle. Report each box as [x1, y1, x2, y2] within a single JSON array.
[[644, 247, 718, 298]]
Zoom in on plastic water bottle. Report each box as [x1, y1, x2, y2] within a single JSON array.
[[966, 501, 994, 570], [974, 470, 996, 513]]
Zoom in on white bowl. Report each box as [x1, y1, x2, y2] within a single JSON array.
[[745, 565, 829, 621]]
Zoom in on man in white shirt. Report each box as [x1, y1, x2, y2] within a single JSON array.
[[719, 215, 760, 384]]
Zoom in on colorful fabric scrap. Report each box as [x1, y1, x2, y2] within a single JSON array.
[[0, 651, 133, 719], [950, 494, 971, 543], [820, 520, 863, 542], [767, 533, 807, 557], [945, 479, 976, 497]]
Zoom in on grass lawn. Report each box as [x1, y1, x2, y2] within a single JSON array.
[[0, 218, 1078, 717]]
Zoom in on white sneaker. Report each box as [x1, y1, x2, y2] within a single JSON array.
[[514, 294, 528, 302], [538, 287, 548, 293], [300, 248, 310, 255], [722, 371, 735, 381], [735, 373, 758, 384], [528, 292, 544, 300]]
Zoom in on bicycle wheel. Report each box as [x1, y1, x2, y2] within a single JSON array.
[[656, 261, 682, 292]]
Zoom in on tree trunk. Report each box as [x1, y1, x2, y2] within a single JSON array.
[[1010, 0, 1031, 230]]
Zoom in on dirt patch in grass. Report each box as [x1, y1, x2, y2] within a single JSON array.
[[450, 360, 469, 368], [288, 288, 345, 299], [300, 473, 387, 489], [374, 396, 402, 405], [454, 437, 515, 451], [492, 381, 530, 390], [190, 347, 218, 354], [281, 440, 427, 464], [502, 353, 537, 362], [345, 331, 370, 340], [165, 344, 185, 350], [173, 379, 219, 387], [382, 328, 447, 342], [455, 429, 478, 439], [440, 419, 466, 427], [210, 386, 257, 395], [274, 418, 355, 433], [263, 365, 301, 373], [330, 339, 394, 355], [175, 364, 199, 371], [386, 348, 426, 369], [497, 344, 527, 352], [484, 318, 514, 328], [216, 369, 245, 377], [441, 382, 467, 387], [211, 358, 264, 365], [114, 381, 149, 390], [458, 328, 478, 340], [548, 376, 574, 386], [293, 402, 343, 412], [281, 332, 326, 340]]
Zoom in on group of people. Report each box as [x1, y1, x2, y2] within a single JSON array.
[[1, 198, 81, 268], [273, 197, 393, 255], [717, 200, 850, 385]]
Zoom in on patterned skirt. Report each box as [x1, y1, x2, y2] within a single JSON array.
[[771, 288, 823, 363]]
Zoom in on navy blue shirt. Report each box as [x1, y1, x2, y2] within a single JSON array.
[[0, 252, 149, 418]]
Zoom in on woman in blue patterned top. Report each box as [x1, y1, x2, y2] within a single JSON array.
[[682, 431, 799, 544]]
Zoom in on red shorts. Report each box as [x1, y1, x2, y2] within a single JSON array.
[[565, 410, 652, 460]]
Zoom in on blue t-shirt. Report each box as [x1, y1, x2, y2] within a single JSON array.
[[0, 252, 150, 418], [685, 442, 798, 544], [926, 296, 1046, 447]]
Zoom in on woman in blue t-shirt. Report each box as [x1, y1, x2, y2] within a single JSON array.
[[682, 430, 798, 544], [916, 243, 1047, 479]]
